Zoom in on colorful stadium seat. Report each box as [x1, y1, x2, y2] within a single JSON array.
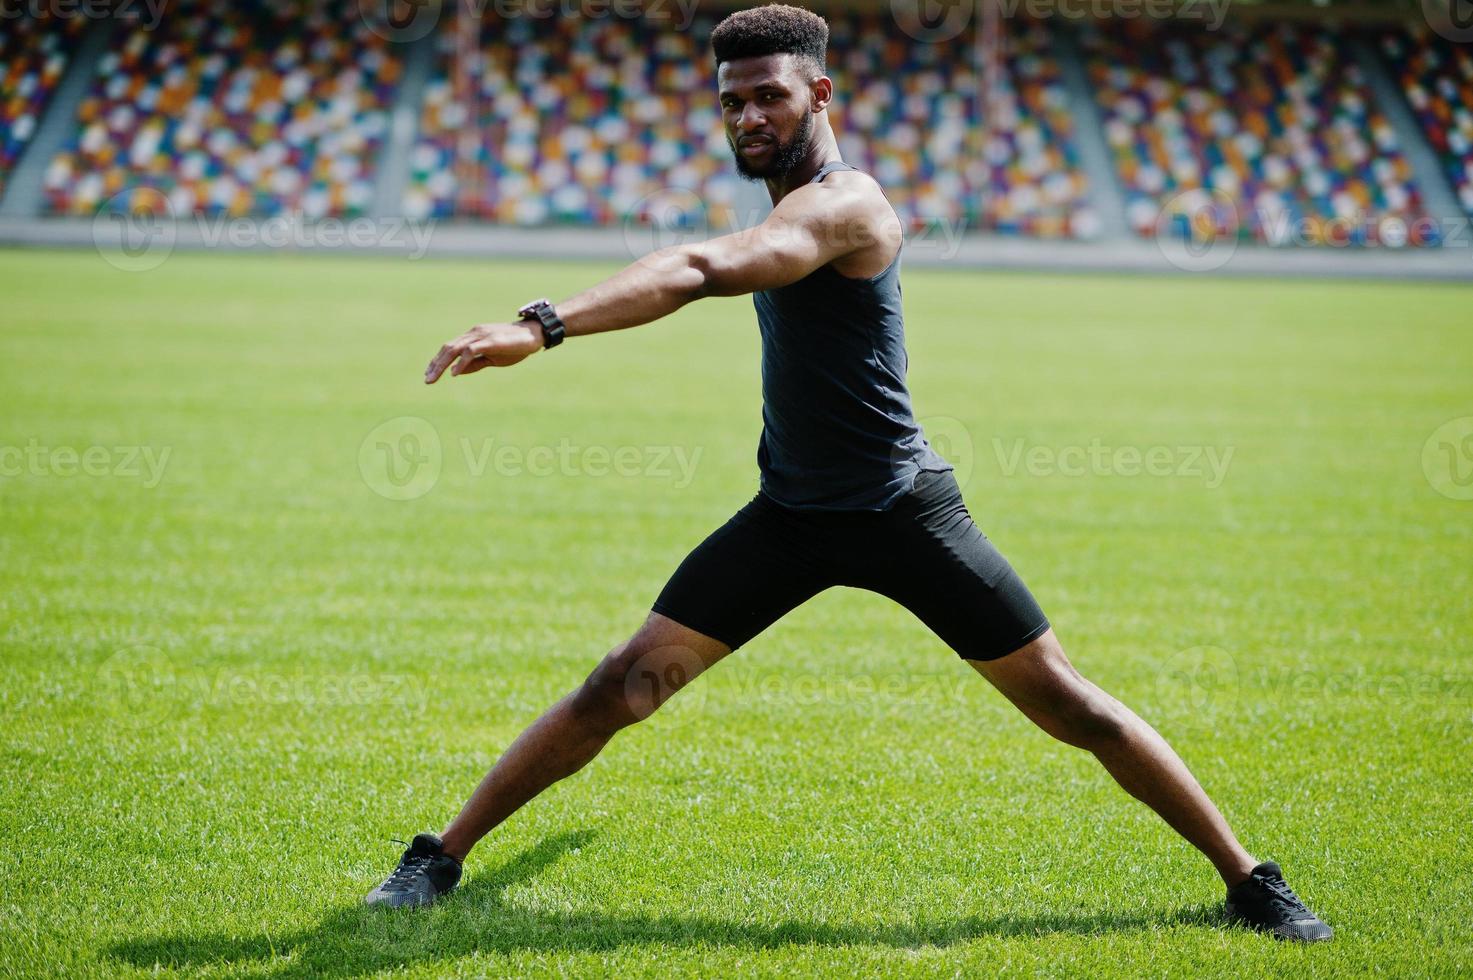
[[42, 0, 399, 218], [1380, 24, 1473, 219], [1081, 18, 1430, 245], [404, 11, 1094, 237], [1, 12, 85, 199]]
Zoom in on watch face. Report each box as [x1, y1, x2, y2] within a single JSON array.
[[518, 298, 549, 319]]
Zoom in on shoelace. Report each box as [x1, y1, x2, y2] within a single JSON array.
[[381, 839, 433, 893], [1256, 872, 1312, 919]]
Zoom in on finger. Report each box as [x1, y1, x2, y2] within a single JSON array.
[[425, 342, 465, 383], [449, 348, 484, 377]]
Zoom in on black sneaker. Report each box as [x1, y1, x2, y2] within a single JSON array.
[[1225, 860, 1333, 942], [364, 833, 462, 908]]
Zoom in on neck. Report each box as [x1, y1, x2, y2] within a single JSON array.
[[765, 115, 842, 204]]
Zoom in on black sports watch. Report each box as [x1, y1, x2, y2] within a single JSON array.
[[517, 298, 566, 349]]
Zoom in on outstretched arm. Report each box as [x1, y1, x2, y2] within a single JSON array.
[[424, 180, 887, 383]]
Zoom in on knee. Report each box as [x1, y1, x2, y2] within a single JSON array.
[[570, 642, 644, 735], [1029, 687, 1129, 751], [570, 637, 700, 734]]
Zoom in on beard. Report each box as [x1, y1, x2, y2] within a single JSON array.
[[730, 111, 814, 181]]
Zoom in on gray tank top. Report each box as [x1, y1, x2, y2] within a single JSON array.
[[753, 160, 952, 511]]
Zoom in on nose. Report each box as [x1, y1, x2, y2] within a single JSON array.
[[737, 103, 767, 132]]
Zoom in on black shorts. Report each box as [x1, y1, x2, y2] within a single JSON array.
[[652, 469, 1050, 661]]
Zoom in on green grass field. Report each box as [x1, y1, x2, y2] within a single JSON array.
[[2, 248, 1470, 978]]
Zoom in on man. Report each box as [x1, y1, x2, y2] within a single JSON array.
[[367, 4, 1331, 942]]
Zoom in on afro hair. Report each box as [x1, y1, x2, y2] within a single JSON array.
[[710, 4, 828, 77]]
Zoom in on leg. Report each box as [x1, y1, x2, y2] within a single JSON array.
[[440, 611, 729, 861], [865, 470, 1257, 886], [970, 629, 1257, 887], [441, 492, 831, 862]]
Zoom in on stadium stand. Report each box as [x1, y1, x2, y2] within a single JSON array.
[[406, 13, 741, 229], [0, 12, 86, 200], [830, 14, 1094, 237], [1378, 25, 1473, 219], [404, 11, 1094, 236], [10, 6, 1466, 251], [1080, 18, 1431, 244], [41, 0, 400, 218]]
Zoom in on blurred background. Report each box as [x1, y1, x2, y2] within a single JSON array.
[[1, 0, 1471, 276]]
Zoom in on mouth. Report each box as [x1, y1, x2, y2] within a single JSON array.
[[737, 136, 774, 156]]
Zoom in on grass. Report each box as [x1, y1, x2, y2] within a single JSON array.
[[1, 247, 1470, 978]]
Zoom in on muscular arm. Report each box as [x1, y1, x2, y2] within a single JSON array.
[[424, 177, 893, 382]]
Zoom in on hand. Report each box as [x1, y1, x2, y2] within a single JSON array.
[[424, 322, 545, 383]]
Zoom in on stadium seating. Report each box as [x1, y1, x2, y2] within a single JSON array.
[[1379, 25, 1473, 218], [830, 14, 1094, 237], [19, 8, 1465, 247], [1080, 18, 1429, 244], [42, 0, 400, 218], [1, 12, 85, 199], [404, 12, 1094, 236], [406, 13, 740, 229]]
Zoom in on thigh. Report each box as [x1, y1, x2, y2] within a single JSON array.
[[864, 470, 1051, 662], [651, 494, 834, 653]]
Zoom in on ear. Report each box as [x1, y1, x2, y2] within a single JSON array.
[[811, 75, 833, 112]]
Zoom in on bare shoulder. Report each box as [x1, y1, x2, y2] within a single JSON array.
[[796, 168, 903, 279]]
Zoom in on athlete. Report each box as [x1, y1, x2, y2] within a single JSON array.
[[367, 4, 1332, 942]]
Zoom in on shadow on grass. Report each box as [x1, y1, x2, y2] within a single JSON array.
[[106, 830, 1225, 977]]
